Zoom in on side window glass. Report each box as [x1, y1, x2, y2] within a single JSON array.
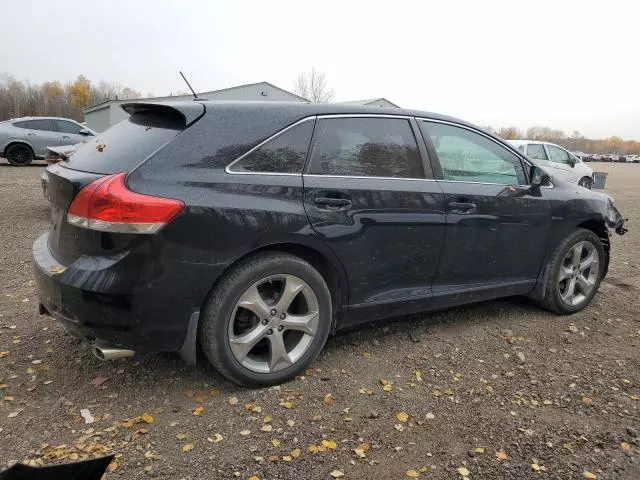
[[55, 120, 82, 134], [547, 145, 570, 164], [230, 120, 314, 174], [13, 121, 29, 129], [29, 119, 55, 132], [527, 144, 548, 160], [308, 117, 424, 178], [422, 121, 526, 185]]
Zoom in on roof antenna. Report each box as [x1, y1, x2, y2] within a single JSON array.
[[179, 71, 201, 100]]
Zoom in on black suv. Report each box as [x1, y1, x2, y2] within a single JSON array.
[[34, 101, 626, 386]]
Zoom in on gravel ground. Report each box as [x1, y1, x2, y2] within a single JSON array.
[[0, 161, 639, 480]]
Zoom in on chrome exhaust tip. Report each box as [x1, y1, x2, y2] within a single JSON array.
[[91, 343, 135, 361]]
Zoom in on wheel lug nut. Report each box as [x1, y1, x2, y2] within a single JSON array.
[[277, 326, 283, 332], [280, 313, 286, 320], [267, 329, 273, 335], [270, 309, 277, 316], [262, 319, 268, 325]]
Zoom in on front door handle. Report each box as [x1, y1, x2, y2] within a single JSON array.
[[448, 201, 476, 214], [314, 197, 352, 211]]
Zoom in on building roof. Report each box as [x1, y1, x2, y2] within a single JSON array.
[[84, 81, 308, 114], [337, 97, 400, 108]]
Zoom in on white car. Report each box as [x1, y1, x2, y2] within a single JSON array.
[[625, 154, 639, 163], [507, 140, 594, 188]]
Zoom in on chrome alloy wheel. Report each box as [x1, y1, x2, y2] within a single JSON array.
[[558, 240, 600, 306], [227, 274, 320, 373]]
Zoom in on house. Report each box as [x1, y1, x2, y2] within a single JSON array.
[[337, 98, 400, 108], [83, 81, 308, 132]]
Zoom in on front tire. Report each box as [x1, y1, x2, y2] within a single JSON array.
[[6, 144, 34, 166], [199, 252, 332, 387], [535, 228, 605, 314], [578, 177, 592, 189]]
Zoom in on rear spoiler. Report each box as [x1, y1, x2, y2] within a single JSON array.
[[120, 101, 205, 127]]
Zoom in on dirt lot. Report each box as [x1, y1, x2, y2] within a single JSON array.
[[1, 162, 639, 480]]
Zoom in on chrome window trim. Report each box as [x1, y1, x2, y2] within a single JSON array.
[[316, 113, 414, 120], [436, 179, 530, 188], [225, 116, 316, 175], [304, 173, 435, 182]]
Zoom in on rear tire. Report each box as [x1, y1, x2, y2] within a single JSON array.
[[199, 252, 332, 387], [5, 143, 34, 166], [578, 177, 592, 189], [535, 228, 605, 315]]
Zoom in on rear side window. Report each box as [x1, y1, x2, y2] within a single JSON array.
[[55, 120, 82, 134], [307, 117, 424, 178], [13, 121, 29, 129], [14, 119, 55, 131], [527, 143, 548, 160], [228, 120, 314, 174], [65, 112, 184, 174]]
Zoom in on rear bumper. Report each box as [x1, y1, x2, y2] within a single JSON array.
[[33, 232, 222, 352]]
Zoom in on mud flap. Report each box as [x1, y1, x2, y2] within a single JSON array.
[[178, 311, 199, 366]]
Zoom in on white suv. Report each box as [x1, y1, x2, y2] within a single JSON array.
[[508, 140, 594, 188]]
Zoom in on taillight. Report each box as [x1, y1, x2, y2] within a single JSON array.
[[67, 173, 184, 234]]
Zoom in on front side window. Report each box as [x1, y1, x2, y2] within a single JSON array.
[[547, 145, 570, 164], [527, 143, 548, 160], [307, 117, 424, 178], [229, 120, 314, 174], [55, 120, 82, 135], [422, 121, 526, 185]]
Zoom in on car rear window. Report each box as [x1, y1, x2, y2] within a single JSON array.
[[64, 112, 185, 174]]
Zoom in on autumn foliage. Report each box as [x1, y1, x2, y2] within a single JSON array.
[[0, 74, 142, 122]]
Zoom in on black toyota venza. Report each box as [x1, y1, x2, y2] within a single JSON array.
[[34, 101, 626, 386]]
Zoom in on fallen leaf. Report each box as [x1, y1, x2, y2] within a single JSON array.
[[308, 444, 319, 453], [0, 352, 8, 358], [280, 401, 295, 409], [263, 416, 272, 423], [329, 470, 344, 478], [282, 455, 292, 462], [271, 438, 281, 447], [495, 450, 508, 461], [531, 463, 541, 471], [582, 396, 593, 404], [182, 443, 194, 452], [383, 384, 392, 392], [583, 472, 597, 479], [7, 410, 21, 418], [359, 388, 373, 395], [268, 455, 279, 462], [90, 376, 109, 387], [321, 439, 337, 450], [406, 469, 420, 477], [80, 408, 95, 424], [141, 412, 154, 423], [396, 412, 409, 422], [286, 419, 296, 427], [621, 442, 632, 451], [457, 466, 470, 477], [228, 396, 239, 405], [474, 447, 485, 454], [248, 476, 260, 480], [291, 448, 301, 458], [107, 459, 119, 472], [211, 433, 223, 443], [176, 433, 186, 440], [425, 412, 435, 420], [305, 368, 313, 376], [354, 447, 366, 458], [260, 425, 273, 432], [419, 466, 428, 473], [193, 406, 204, 416], [324, 393, 335, 406], [3, 396, 14, 402], [240, 429, 251, 436], [244, 403, 262, 413]]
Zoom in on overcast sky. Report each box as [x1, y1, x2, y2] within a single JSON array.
[[1, 0, 638, 139]]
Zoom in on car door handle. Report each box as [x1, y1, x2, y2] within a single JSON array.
[[314, 197, 352, 210], [448, 201, 476, 214], [61, 135, 70, 139], [27, 133, 35, 136]]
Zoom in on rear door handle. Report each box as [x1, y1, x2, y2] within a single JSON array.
[[448, 201, 476, 214], [314, 197, 352, 210]]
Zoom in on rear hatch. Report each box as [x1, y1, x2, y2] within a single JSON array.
[[45, 102, 204, 264]]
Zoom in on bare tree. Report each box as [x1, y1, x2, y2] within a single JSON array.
[[293, 67, 335, 102]]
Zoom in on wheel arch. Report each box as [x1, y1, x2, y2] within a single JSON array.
[[4, 141, 36, 159], [576, 219, 609, 277]]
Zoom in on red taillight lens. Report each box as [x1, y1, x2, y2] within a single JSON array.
[[67, 173, 184, 234]]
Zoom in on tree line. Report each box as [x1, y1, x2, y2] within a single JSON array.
[[488, 126, 639, 155], [0, 74, 144, 123]]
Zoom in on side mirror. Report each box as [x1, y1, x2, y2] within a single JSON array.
[[79, 128, 92, 136], [568, 157, 576, 167], [530, 166, 551, 189]]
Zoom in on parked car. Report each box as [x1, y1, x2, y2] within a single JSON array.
[[590, 154, 602, 162], [0, 117, 95, 166], [508, 140, 595, 188], [625, 155, 640, 163], [33, 101, 627, 387]]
